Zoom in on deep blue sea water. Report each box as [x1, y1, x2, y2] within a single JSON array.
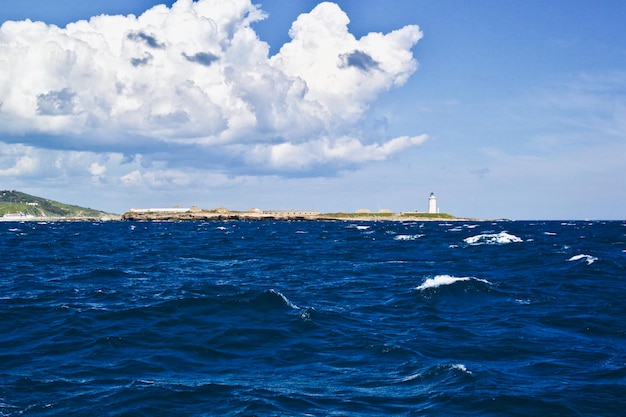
[[1, 219, 625, 416]]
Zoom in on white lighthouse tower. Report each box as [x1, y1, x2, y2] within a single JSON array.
[[428, 192, 438, 214]]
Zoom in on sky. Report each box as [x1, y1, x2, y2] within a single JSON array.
[[0, 0, 625, 220]]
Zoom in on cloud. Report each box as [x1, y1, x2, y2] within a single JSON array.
[[89, 162, 107, 177], [36, 88, 76, 116], [0, 0, 425, 177], [121, 170, 143, 186], [131, 53, 153, 67], [339, 50, 379, 71], [0, 154, 39, 177], [242, 134, 428, 174], [127, 31, 165, 49], [182, 51, 219, 66]]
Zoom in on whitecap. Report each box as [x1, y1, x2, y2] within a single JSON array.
[[268, 289, 300, 310], [356, 225, 370, 230], [463, 231, 523, 245], [138, 380, 156, 385], [299, 308, 314, 321], [416, 275, 469, 290], [394, 234, 424, 241], [416, 275, 491, 290], [423, 275, 472, 289], [400, 373, 421, 383], [544, 231, 557, 236], [450, 363, 472, 375], [567, 254, 598, 265]]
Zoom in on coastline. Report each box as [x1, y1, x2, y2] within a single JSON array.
[[120, 209, 476, 222], [0, 215, 122, 222], [1, 209, 483, 223]]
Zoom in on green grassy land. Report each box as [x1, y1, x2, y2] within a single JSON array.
[[399, 212, 457, 219], [321, 212, 458, 219], [322, 212, 394, 218], [0, 190, 109, 218]]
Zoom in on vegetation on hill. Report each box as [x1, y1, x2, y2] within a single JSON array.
[[399, 212, 457, 219], [0, 190, 110, 218], [321, 212, 394, 218], [320, 212, 458, 220]]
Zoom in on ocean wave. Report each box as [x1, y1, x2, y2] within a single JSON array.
[[415, 275, 491, 290], [345, 224, 370, 230], [450, 363, 472, 374], [394, 234, 424, 241], [463, 231, 523, 245], [567, 254, 598, 265], [399, 362, 472, 383], [3, 220, 625, 416], [256, 289, 300, 310]]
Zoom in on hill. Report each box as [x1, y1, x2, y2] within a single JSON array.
[[0, 190, 111, 219]]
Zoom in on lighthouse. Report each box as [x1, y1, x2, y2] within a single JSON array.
[[428, 192, 438, 214]]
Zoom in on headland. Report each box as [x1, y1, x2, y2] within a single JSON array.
[[1, 190, 481, 222], [121, 207, 472, 222]]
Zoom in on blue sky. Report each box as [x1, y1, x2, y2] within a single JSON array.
[[1, 0, 624, 219]]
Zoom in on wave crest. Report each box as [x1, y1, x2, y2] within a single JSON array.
[[567, 254, 598, 265], [394, 234, 424, 241], [415, 275, 491, 290], [463, 231, 523, 245]]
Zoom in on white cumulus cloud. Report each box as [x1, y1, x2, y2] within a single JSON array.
[[89, 162, 107, 177], [0, 0, 425, 176]]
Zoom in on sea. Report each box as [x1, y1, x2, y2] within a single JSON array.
[[1, 219, 624, 416]]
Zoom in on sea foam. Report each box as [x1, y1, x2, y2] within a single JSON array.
[[394, 234, 424, 241], [416, 275, 491, 290], [450, 363, 472, 374], [567, 254, 598, 265], [463, 231, 523, 245], [416, 275, 467, 290]]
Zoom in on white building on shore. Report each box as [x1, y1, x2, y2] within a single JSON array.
[[1, 212, 35, 221], [129, 207, 190, 213], [428, 193, 439, 214]]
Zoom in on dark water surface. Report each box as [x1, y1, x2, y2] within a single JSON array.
[[1, 220, 625, 416]]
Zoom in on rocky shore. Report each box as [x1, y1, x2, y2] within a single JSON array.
[[121, 208, 470, 222], [122, 210, 318, 222]]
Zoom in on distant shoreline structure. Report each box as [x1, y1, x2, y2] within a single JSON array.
[[120, 207, 470, 222], [0, 214, 118, 222], [122, 193, 454, 220], [1, 190, 487, 222], [121, 192, 461, 221], [0, 210, 474, 222], [1, 212, 36, 221]]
